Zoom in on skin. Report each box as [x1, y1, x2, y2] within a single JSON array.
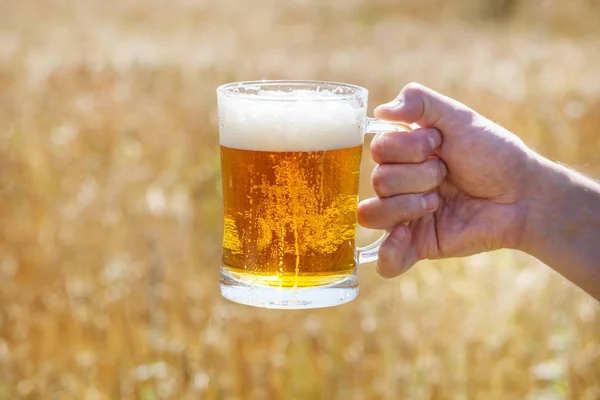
[[357, 83, 600, 301]]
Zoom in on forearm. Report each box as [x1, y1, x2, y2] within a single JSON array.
[[519, 154, 600, 300]]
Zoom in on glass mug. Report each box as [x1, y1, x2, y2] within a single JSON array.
[[217, 80, 410, 309]]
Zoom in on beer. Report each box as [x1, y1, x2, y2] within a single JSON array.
[[221, 145, 362, 288], [218, 91, 366, 289], [217, 80, 405, 308]]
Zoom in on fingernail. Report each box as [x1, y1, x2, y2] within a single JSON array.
[[428, 136, 436, 151], [420, 192, 438, 210], [390, 226, 407, 244], [440, 161, 448, 177], [376, 99, 402, 110]]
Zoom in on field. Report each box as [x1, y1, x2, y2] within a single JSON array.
[[0, 0, 599, 399]]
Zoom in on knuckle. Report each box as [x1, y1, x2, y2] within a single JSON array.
[[370, 134, 386, 163], [356, 204, 371, 227], [357, 198, 382, 229], [400, 83, 430, 125], [356, 209, 367, 227], [371, 165, 390, 197], [401, 82, 424, 97]]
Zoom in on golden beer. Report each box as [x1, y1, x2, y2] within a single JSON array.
[[217, 80, 406, 308], [221, 144, 362, 288]]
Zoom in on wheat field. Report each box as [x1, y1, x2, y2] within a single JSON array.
[[0, 0, 599, 399]]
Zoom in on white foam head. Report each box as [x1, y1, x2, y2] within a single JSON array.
[[218, 88, 366, 151]]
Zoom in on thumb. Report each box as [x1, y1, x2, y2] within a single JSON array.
[[374, 82, 477, 132], [376, 225, 413, 279]]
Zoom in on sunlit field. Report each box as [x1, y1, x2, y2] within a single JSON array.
[[0, 0, 599, 399]]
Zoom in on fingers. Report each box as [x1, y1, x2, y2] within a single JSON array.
[[370, 127, 442, 164], [372, 158, 448, 197], [357, 192, 439, 230], [374, 82, 477, 131], [376, 225, 412, 279]]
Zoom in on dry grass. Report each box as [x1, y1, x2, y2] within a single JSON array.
[[0, 0, 599, 399]]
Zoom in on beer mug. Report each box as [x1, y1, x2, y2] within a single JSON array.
[[217, 80, 410, 309]]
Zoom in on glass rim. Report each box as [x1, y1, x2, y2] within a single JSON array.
[[216, 80, 368, 102]]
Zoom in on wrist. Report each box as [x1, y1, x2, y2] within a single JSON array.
[[515, 152, 598, 259], [514, 152, 600, 299], [515, 153, 562, 255]]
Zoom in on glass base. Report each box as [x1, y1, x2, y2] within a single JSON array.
[[220, 269, 358, 309]]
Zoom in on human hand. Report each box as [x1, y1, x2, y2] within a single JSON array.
[[358, 83, 536, 278]]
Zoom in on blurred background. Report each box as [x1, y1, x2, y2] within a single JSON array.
[[0, 0, 599, 399]]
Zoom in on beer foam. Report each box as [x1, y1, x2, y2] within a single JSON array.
[[218, 92, 365, 151]]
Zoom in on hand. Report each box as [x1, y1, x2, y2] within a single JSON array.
[[358, 83, 536, 278]]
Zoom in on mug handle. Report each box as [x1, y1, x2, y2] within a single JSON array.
[[357, 118, 412, 265]]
